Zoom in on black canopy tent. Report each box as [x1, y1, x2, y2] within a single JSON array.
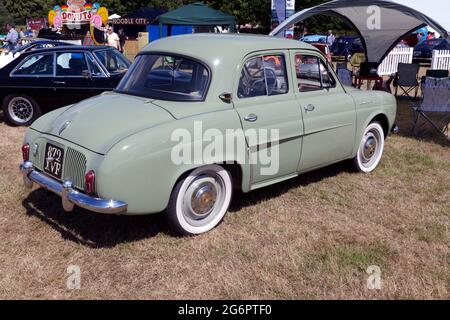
[[158, 2, 236, 37], [270, 0, 450, 64], [112, 7, 166, 38]]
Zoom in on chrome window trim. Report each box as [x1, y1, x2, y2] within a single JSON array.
[[93, 48, 130, 77], [85, 52, 108, 78]]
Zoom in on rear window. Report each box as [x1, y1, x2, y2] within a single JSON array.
[[116, 54, 210, 101]]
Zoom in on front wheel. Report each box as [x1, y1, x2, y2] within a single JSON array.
[[352, 122, 385, 173], [2, 94, 41, 126], [166, 165, 233, 236]]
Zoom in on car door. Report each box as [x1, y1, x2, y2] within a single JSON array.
[[291, 51, 356, 172], [53, 51, 97, 105], [233, 51, 303, 185], [8, 52, 56, 109]]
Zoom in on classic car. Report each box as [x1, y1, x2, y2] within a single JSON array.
[[331, 36, 364, 62], [20, 34, 397, 236], [0, 45, 130, 126], [300, 34, 327, 44], [413, 38, 450, 63]]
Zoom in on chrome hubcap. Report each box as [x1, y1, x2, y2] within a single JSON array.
[[8, 97, 34, 123], [190, 182, 217, 217], [182, 174, 226, 226], [360, 130, 381, 167]]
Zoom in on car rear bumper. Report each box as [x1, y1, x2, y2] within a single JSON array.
[[20, 161, 128, 214]]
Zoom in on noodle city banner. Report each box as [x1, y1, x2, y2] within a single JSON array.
[[48, 1, 108, 29]]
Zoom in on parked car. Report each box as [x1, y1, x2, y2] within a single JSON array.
[[20, 34, 397, 236], [301, 34, 327, 44], [0, 46, 130, 126], [331, 36, 364, 62], [309, 42, 332, 63], [413, 38, 450, 63]]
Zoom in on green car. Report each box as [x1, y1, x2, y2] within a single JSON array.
[[20, 34, 397, 236]]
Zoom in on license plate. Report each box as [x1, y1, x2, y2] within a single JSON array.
[[44, 143, 64, 179]]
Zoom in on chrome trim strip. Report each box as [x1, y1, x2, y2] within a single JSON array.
[[20, 161, 128, 215]]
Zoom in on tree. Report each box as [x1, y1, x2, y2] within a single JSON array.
[[3, 0, 53, 23]]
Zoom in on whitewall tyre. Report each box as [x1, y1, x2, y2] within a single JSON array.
[[2, 95, 41, 127], [353, 122, 385, 173], [167, 165, 233, 236]]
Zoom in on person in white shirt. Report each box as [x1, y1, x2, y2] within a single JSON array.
[[5, 24, 19, 52], [106, 27, 120, 50]]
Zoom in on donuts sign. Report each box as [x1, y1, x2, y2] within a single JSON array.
[[48, 1, 108, 29]]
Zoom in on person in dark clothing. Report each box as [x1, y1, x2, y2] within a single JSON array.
[[118, 28, 126, 53]]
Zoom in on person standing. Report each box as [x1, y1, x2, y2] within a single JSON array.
[[106, 27, 120, 50], [5, 24, 19, 52], [19, 28, 25, 39], [326, 29, 335, 47], [118, 28, 126, 53]]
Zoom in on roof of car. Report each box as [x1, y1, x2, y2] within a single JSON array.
[[21, 45, 111, 54], [142, 34, 317, 65]]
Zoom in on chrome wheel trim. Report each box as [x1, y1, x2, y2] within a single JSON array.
[[357, 123, 384, 172], [8, 97, 34, 124], [182, 174, 226, 228]]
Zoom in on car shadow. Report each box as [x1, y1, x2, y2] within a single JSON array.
[[22, 162, 352, 248], [22, 189, 170, 248], [229, 161, 353, 213]]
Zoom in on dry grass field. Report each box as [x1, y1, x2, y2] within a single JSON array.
[[0, 99, 448, 300]]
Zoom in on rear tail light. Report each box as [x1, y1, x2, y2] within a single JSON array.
[[22, 143, 30, 162], [85, 170, 95, 195]]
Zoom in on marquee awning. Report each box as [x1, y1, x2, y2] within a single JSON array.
[[270, 0, 450, 63]]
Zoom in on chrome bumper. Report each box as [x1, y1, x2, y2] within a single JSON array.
[[20, 161, 128, 214]]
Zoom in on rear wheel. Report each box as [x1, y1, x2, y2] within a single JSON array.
[[2, 94, 41, 126], [166, 165, 233, 236], [352, 122, 385, 173]]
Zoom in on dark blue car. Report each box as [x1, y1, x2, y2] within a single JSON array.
[[331, 36, 364, 62], [413, 38, 450, 63]]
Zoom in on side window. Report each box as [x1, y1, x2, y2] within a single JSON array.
[[56, 52, 89, 77], [263, 55, 289, 96], [238, 55, 289, 99], [296, 54, 336, 92], [296, 55, 321, 92], [13, 54, 54, 76]]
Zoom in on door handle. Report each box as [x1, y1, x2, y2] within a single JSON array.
[[304, 104, 316, 112], [244, 114, 258, 122], [53, 81, 66, 85]]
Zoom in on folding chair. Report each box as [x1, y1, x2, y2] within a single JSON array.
[[421, 69, 449, 84], [394, 63, 420, 100], [412, 77, 450, 139], [336, 62, 348, 71], [337, 68, 353, 86]]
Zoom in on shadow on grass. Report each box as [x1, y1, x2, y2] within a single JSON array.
[[22, 189, 170, 248], [229, 161, 353, 213], [22, 161, 353, 248]]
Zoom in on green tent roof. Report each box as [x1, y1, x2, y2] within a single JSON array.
[[159, 2, 236, 30]]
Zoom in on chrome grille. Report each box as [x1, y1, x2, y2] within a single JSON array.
[[63, 147, 87, 191]]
